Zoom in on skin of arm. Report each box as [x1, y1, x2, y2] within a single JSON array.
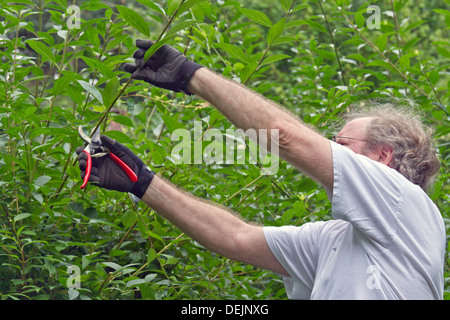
[[188, 68, 333, 189], [141, 175, 288, 275], [141, 67, 333, 276]]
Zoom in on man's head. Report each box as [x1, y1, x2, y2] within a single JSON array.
[[336, 102, 440, 191]]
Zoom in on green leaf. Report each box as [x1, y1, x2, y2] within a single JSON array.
[[102, 262, 122, 271], [77, 80, 103, 105], [401, 20, 427, 33], [375, 33, 389, 52], [163, 20, 198, 40], [122, 212, 137, 228], [14, 213, 33, 222], [239, 8, 272, 27], [177, 0, 207, 18], [399, 55, 410, 69], [433, 9, 450, 16], [103, 130, 133, 144], [116, 5, 151, 37], [261, 54, 291, 66], [27, 40, 58, 66], [436, 46, 450, 58], [215, 43, 249, 63], [147, 248, 157, 264], [143, 41, 166, 65], [126, 278, 146, 288], [303, 19, 327, 33], [85, 27, 100, 49], [355, 12, 365, 29], [110, 114, 134, 128], [134, 0, 166, 17], [161, 253, 178, 265], [81, 57, 114, 78], [162, 114, 184, 133], [281, 0, 293, 13], [273, 35, 297, 46], [102, 76, 120, 108], [267, 18, 285, 45], [52, 0, 67, 9], [143, 20, 198, 63], [240, 61, 258, 83], [367, 60, 394, 71], [53, 74, 76, 96], [428, 70, 440, 85], [110, 249, 126, 257], [292, 4, 309, 13], [34, 175, 51, 189]]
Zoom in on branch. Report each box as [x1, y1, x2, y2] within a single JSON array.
[[317, 0, 347, 86], [331, 0, 429, 98]]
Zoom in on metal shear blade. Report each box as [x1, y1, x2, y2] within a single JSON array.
[[78, 126, 108, 158], [78, 125, 138, 189]]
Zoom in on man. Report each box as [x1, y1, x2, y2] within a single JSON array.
[[77, 40, 445, 299]]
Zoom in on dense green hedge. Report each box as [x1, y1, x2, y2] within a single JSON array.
[[0, 0, 448, 300]]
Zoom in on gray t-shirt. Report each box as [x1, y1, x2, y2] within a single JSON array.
[[264, 141, 445, 299]]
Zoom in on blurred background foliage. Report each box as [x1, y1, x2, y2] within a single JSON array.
[[0, 0, 448, 299]]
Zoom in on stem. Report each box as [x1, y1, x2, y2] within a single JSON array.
[[91, 77, 133, 137], [57, 0, 187, 197], [90, 0, 187, 138], [390, 0, 403, 54], [285, 0, 296, 17], [317, 0, 346, 86], [331, 1, 428, 97], [156, 0, 187, 43], [130, 232, 185, 279], [33, 0, 44, 106], [243, 45, 270, 86], [420, 64, 445, 108]]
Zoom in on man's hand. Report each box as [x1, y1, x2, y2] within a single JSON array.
[[124, 40, 202, 95], [76, 135, 154, 198]]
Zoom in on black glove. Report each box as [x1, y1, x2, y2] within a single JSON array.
[[76, 135, 155, 198], [124, 39, 202, 95]]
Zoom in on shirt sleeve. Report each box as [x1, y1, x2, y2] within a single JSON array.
[[263, 223, 324, 299], [330, 141, 405, 250]]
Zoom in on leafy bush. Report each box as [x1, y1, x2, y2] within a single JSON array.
[[0, 0, 448, 300]]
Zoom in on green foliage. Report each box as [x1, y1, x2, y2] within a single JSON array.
[[0, 0, 448, 300]]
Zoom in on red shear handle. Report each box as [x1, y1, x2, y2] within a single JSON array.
[[81, 150, 92, 189], [109, 152, 138, 183]]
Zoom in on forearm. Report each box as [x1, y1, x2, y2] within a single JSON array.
[[140, 175, 287, 275], [188, 68, 333, 189], [188, 68, 301, 134], [141, 175, 253, 259]]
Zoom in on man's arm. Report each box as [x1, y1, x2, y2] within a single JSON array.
[[188, 68, 333, 190], [119, 42, 334, 276], [77, 136, 288, 275], [125, 41, 333, 190], [140, 175, 289, 276]]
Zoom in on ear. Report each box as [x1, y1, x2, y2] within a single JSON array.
[[377, 144, 394, 167]]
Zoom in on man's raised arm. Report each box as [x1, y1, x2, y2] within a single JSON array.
[[125, 40, 333, 190], [188, 68, 333, 190]]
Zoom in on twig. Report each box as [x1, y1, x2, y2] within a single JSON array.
[[317, 0, 346, 86], [331, 1, 429, 97], [420, 64, 445, 108]]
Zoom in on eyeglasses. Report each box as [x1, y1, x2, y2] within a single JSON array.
[[332, 135, 368, 143]]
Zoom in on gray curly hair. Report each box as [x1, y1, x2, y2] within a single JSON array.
[[344, 101, 440, 191]]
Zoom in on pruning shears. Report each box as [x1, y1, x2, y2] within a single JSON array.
[[78, 126, 138, 189]]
